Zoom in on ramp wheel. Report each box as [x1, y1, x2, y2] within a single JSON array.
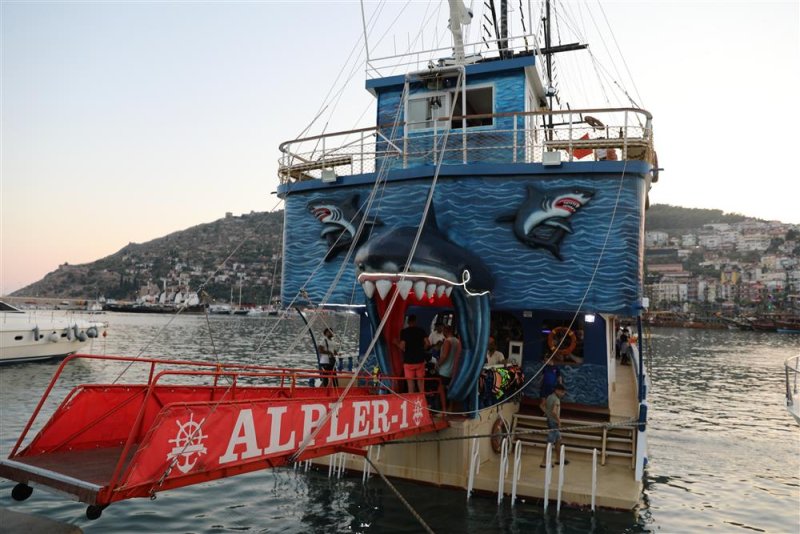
[[86, 505, 106, 520], [11, 483, 33, 501]]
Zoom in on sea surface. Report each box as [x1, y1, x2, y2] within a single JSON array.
[[1, 313, 798, 533]]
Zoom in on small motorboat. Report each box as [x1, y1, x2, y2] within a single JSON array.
[[0, 301, 108, 365]]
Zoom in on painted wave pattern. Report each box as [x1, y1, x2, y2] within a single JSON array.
[[282, 174, 645, 314], [524, 363, 608, 405]]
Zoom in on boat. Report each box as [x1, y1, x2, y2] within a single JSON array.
[[776, 317, 800, 334], [0, 301, 108, 365], [274, 0, 656, 510], [103, 302, 206, 314], [0, 0, 657, 519], [785, 356, 800, 424], [207, 303, 233, 315]]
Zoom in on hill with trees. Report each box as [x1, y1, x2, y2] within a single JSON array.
[[11, 211, 284, 305], [645, 204, 751, 232]]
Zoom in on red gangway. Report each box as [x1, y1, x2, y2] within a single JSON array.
[[0, 354, 448, 519]]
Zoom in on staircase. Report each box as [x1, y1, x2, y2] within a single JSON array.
[[511, 412, 636, 467]]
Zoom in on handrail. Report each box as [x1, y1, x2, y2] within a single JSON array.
[[278, 107, 654, 184], [279, 107, 652, 153]]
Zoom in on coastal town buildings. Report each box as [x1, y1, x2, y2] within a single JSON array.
[[644, 220, 799, 314]]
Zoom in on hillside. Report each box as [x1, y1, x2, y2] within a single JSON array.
[[11, 211, 284, 305], [645, 204, 751, 231]]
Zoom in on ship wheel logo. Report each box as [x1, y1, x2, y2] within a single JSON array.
[[412, 400, 423, 426], [166, 413, 208, 474]]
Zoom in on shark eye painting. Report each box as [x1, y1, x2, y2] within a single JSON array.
[[496, 185, 594, 261]]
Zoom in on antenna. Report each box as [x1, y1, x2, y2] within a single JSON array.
[[447, 0, 473, 65]]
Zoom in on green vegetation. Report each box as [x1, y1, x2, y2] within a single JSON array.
[[645, 204, 750, 231]]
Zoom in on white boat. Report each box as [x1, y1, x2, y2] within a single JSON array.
[[0, 301, 108, 364], [275, 0, 657, 510], [786, 356, 800, 424], [208, 303, 233, 315]]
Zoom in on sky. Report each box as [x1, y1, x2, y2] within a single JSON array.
[[1, 0, 799, 295]]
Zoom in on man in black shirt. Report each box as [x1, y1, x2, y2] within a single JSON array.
[[396, 314, 430, 393]]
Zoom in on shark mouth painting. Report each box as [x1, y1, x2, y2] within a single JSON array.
[[496, 185, 594, 260], [307, 195, 382, 261], [354, 207, 493, 404]]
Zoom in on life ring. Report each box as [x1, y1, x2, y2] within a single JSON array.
[[490, 417, 509, 454], [547, 326, 577, 357]]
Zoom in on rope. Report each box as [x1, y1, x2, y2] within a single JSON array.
[[290, 70, 467, 462], [365, 456, 435, 534], [265, 80, 409, 362], [110, 198, 285, 384]]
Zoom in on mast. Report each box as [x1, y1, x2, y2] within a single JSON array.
[[541, 0, 587, 129], [499, 0, 508, 58], [447, 0, 473, 65]]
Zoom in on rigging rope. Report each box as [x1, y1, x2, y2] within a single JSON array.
[[110, 197, 285, 384], [290, 69, 467, 462], [366, 456, 436, 534]]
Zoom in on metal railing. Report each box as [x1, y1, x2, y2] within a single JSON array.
[[278, 107, 653, 184]]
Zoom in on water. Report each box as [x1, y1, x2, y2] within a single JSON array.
[[1, 314, 798, 533]]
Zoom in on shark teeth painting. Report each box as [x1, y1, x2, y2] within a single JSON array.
[[353, 206, 493, 405], [306, 194, 382, 262], [496, 185, 594, 261]]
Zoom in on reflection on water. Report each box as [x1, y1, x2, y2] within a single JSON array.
[[645, 327, 800, 534], [0, 316, 798, 532]]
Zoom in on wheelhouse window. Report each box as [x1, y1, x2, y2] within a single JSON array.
[[451, 86, 494, 128], [407, 93, 452, 130], [406, 85, 494, 131]]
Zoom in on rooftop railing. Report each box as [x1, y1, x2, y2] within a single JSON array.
[[278, 107, 654, 184]]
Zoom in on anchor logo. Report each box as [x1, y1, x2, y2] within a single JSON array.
[[167, 413, 208, 474], [412, 400, 423, 426]]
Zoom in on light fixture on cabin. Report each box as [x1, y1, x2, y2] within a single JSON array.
[[542, 151, 561, 166], [585, 313, 596, 323]]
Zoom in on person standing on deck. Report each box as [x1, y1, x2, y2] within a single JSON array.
[[318, 328, 338, 387], [485, 336, 506, 367], [437, 325, 462, 389], [540, 383, 569, 467], [395, 315, 429, 393], [427, 321, 445, 361], [540, 358, 563, 398]]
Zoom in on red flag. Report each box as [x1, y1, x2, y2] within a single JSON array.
[[572, 133, 592, 159]]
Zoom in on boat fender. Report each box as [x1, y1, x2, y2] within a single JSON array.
[[32, 326, 40, 341], [66, 327, 75, 341], [547, 326, 577, 357], [48, 332, 60, 343], [102, 329, 107, 337], [87, 326, 98, 338], [490, 416, 509, 454], [77, 331, 88, 342]]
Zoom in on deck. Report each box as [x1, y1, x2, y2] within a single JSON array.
[[316, 359, 643, 509]]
